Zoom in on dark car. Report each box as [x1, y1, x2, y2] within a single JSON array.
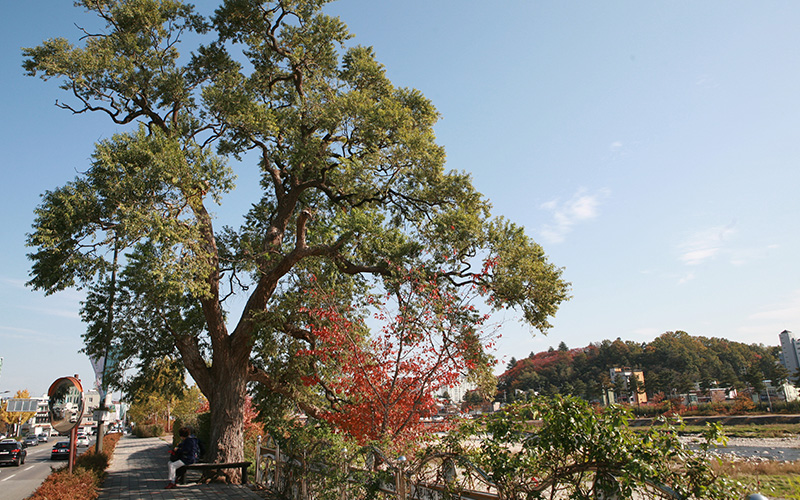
[[51, 441, 70, 460], [0, 440, 27, 466], [22, 435, 39, 447]]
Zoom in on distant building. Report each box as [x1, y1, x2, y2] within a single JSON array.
[[779, 330, 800, 375], [20, 395, 52, 436], [782, 381, 799, 403], [33, 396, 50, 426], [609, 367, 647, 405], [441, 377, 476, 403], [82, 389, 118, 430]]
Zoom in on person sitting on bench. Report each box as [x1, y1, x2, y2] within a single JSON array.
[[165, 427, 200, 489]]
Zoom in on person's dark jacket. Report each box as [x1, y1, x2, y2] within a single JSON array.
[[173, 437, 200, 465]]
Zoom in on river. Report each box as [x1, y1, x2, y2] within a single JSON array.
[[681, 436, 800, 462]]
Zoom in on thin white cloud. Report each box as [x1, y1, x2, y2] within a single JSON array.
[[0, 326, 75, 345], [0, 325, 40, 336], [729, 244, 780, 267], [539, 188, 609, 244], [678, 224, 737, 266], [737, 290, 800, 338], [609, 141, 623, 152], [695, 74, 720, 89], [17, 305, 81, 320], [0, 276, 28, 289], [677, 272, 695, 285], [748, 293, 800, 322]]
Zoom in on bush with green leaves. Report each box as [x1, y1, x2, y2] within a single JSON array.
[[132, 423, 164, 438], [260, 419, 354, 500], [440, 396, 742, 499]]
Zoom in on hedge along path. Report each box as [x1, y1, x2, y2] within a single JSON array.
[[28, 433, 122, 500]]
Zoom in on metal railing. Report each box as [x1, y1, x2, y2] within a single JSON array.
[[254, 435, 500, 500], [253, 435, 692, 500]]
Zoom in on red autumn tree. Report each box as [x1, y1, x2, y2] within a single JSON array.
[[299, 261, 497, 450]]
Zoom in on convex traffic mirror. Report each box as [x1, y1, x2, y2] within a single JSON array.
[[48, 376, 85, 433]]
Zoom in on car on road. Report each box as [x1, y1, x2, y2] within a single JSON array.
[[0, 439, 27, 466], [51, 441, 70, 460], [22, 435, 39, 447], [37, 433, 49, 443], [76, 434, 90, 447]]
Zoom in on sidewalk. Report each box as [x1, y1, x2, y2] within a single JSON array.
[[97, 435, 264, 500]]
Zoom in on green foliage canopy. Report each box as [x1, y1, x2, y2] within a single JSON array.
[[23, 0, 570, 461]]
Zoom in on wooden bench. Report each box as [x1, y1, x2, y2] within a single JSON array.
[[176, 461, 252, 484]]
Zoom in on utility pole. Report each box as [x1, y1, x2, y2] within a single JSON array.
[[96, 240, 119, 455], [763, 380, 773, 412]]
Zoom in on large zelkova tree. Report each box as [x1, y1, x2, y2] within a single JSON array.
[[23, 0, 569, 472]]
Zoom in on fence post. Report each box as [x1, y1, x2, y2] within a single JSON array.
[[339, 448, 348, 500], [255, 435, 262, 484], [395, 456, 407, 500], [301, 450, 308, 500], [275, 440, 282, 491]]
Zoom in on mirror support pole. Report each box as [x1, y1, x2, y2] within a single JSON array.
[[69, 425, 78, 474]]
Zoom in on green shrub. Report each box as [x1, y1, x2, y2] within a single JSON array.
[[132, 423, 164, 438], [446, 396, 743, 499]]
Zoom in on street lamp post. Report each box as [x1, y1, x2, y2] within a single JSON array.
[[0, 391, 12, 436], [0, 391, 8, 435], [763, 380, 773, 412]]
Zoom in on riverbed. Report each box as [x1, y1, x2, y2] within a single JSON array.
[[680, 436, 800, 462]]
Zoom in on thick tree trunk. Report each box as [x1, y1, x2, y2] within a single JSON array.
[[207, 358, 248, 482]]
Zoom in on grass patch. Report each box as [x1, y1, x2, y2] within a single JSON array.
[[713, 459, 800, 499], [748, 476, 800, 500], [631, 422, 800, 497], [28, 432, 122, 500]]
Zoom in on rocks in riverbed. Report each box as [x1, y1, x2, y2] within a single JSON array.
[[678, 435, 800, 462]]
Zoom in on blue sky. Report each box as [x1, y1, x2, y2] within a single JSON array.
[[3, 1, 800, 396]]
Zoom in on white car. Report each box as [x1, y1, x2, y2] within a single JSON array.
[[76, 435, 90, 447]]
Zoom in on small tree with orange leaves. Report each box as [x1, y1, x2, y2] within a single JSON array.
[[295, 262, 498, 452]]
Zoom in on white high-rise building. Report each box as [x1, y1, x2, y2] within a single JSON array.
[[441, 377, 477, 403], [779, 330, 800, 376]]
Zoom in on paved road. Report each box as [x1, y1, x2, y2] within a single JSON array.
[[0, 438, 95, 500]]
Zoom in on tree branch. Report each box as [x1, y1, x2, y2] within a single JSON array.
[[247, 365, 327, 420]]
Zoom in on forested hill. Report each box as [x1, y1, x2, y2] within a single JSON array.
[[498, 331, 788, 402]]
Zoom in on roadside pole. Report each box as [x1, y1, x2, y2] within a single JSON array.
[[95, 404, 108, 454], [69, 425, 78, 474], [97, 418, 105, 453]]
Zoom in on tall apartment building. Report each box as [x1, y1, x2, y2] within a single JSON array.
[[779, 330, 800, 376]]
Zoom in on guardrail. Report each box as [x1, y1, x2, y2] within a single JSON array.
[[253, 434, 703, 500], [254, 435, 500, 500]]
